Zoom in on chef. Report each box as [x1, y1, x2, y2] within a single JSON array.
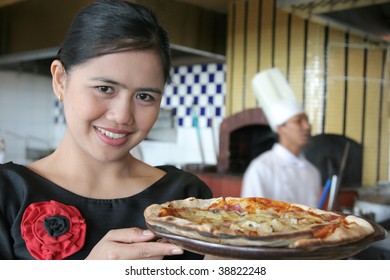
[[241, 68, 321, 207]]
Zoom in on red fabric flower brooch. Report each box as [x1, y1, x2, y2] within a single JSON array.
[[21, 200, 87, 260]]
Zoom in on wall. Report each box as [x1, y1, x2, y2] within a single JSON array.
[[0, 70, 57, 164], [225, 0, 390, 185]]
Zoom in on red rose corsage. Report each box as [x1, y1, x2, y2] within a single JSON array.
[[21, 200, 87, 260]]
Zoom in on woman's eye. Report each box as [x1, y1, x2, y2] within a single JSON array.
[[97, 86, 114, 94], [136, 92, 154, 102]]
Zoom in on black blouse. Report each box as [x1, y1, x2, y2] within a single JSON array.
[[0, 162, 212, 260]]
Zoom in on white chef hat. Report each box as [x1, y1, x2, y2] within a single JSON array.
[[251, 68, 304, 132]]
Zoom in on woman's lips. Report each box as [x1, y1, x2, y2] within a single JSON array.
[[95, 127, 130, 146], [96, 127, 127, 139]]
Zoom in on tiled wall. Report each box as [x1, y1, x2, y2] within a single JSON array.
[[141, 63, 226, 166], [0, 62, 227, 167], [163, 63, 226, 128]]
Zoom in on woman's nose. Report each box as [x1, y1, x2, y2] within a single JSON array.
[[107, 99, 133, 125]]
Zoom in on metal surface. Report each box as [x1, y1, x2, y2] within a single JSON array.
[[277, 0, 390, 44]]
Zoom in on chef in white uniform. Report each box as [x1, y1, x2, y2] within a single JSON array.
[[241, 68, 321, 207]]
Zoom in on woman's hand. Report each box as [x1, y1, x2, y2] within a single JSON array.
[[86, 227, 183, 260]]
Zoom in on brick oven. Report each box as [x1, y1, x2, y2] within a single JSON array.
[[217, 107, 277, 174], [192, 108, 277, 197]]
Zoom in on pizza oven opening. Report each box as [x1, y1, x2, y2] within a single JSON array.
[[217, 108, 277, 174], [229, 125, 277, 174]]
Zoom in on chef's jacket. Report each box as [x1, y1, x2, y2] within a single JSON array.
[[241, 143, 321, 207]]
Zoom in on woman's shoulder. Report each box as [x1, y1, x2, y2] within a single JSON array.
[[0, 161, 48, 186], [0, 161, 61, 202], [155, 165, 212, 198], [157, 165, 203, 181], [156, 164, 184, 173], [0, 162, 32, 210], [0, 161, 29, 179]]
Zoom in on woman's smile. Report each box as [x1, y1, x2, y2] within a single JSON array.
[[95, 126, 130, 146]]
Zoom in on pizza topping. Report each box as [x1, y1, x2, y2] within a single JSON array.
[[157, 199, 355, 237], [225, 202, 244, 213], [157, 205, 339, 236], [312, 223, 339, 239]]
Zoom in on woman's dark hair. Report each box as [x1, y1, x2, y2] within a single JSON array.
[[58, 0, 171, 83]]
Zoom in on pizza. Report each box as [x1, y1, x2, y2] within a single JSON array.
[[144, 197, 375, 249]]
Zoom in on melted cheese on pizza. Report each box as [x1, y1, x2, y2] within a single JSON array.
[[158, 197, 344, 236]]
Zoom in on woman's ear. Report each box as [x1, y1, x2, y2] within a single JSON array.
[[51, 60, 66, 102]]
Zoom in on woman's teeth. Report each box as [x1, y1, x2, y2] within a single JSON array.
[[96, 127, 126, 139]]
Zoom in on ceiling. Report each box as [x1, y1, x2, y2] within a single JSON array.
[[0, 0, 229, 11], [173, 0, 228, 13], [0, 0, 227, 76], [0, 0, 25, 8], [179, 0, 390, 44], [1, 0, 389, 42], [0, 0, 389, 75]]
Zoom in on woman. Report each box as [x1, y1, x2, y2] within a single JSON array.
[[0, 0, 212, 260]]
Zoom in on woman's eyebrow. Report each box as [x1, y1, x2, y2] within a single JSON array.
[[137, 87, 163, 95], [91, 77, 126, 88], [91, 77, 162, 94]]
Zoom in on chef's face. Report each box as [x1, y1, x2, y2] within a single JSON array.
[[278, 113, 312, 148], [51, 50, 164, 162]]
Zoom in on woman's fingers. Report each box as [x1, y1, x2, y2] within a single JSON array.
[[110, 240, 183, 260], [104, 228, 157, 243], [86, 227, 184, 260]]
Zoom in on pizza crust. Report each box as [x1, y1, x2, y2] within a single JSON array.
[[144, 197, 375, 249]]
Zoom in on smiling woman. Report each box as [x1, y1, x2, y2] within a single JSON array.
[[0, 0, 212, 260], [51, 50, 165, 157]]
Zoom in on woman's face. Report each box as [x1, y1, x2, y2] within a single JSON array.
[[52, 50, 165, 162]]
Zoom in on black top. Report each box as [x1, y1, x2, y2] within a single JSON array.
[[0, 162, 212, 260]]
